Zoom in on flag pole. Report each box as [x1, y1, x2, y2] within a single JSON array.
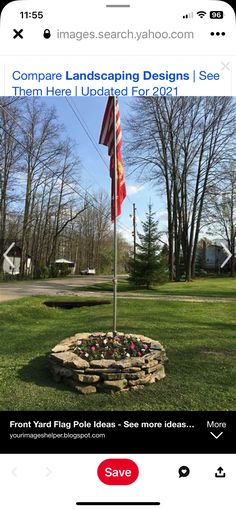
[[113, 97, 118, 336]]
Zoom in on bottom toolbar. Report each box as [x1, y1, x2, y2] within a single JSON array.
[[0, 454, 234, 510]]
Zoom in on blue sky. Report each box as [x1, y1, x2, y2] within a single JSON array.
[[49, 97, 167, 244]]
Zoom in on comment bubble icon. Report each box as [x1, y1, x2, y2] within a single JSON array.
[[178, 466, 190, 478]]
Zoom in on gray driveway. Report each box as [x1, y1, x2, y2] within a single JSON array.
[[1, 277, 234, 304], [0, 276, 112, 302]]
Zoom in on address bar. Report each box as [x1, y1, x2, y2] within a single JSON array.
[[56, 28, 194, 42]]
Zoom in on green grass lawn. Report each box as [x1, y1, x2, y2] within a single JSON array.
[[0, 295, 235, 411], [77, 277, 236, 298]]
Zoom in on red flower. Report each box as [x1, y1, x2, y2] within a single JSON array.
[[90, 345, 96, 351], [137, 351, 142, 357], [130, 342, 136, 350]]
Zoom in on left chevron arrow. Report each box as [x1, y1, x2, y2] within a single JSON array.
[[3, 242, 16, 269]]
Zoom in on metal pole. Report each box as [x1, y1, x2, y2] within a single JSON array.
[[113, 97, 118, 336], [133, 203, 136, 262]]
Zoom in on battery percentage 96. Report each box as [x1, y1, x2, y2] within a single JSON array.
[[210, 11, 224, 19]]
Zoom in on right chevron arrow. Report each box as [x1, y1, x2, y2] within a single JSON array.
[[220, 242, 232, 268]]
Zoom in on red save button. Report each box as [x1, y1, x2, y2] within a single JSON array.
[[97, 459, 139, 485]]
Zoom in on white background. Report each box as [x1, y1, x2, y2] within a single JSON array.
[[0, 0, 235, 95], [0, 453, 235, 510]]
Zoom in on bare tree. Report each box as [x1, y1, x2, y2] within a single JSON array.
[[18, 99, 61, 276], [1, 98, 130, 278], [125, 97, 236, 280], [0, 98, 22, 270], [205, 166, 236, 276]]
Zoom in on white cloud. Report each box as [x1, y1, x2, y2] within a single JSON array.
[[126, 184, 145, 196], [158, 210, 168, 221]]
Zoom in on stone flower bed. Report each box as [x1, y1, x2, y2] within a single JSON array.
[[49, 332, 167, 394]]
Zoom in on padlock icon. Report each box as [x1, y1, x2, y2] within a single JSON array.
[[43, 29, 51, 39]]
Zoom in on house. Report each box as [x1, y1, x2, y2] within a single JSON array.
[[3, 244, 32, 275], [54, 258, 75, 274], [198, 239, 230, 272]]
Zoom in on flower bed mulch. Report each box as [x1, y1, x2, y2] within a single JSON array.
[[74, 333, 152, 361]]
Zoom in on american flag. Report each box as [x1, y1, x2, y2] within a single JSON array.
[[99, 97, 126, 221]]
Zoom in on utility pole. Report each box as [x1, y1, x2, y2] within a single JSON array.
[[132, 203, 137, 262]]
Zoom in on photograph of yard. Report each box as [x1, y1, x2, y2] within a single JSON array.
[[0, 96, 236, 411], [0, 282, 235, 411]]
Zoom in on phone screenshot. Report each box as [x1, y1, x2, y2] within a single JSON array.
[[0, 1, 235, 509]]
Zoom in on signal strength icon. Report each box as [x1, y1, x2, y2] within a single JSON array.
[[197, 10, 207, 18], [183, 12, 194, 19]]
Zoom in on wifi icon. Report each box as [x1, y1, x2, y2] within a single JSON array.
[[197, 10, 207, 18]]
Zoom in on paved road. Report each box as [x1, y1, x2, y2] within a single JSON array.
[[1, 276, 235, 304], [0, 275, 113, 302]]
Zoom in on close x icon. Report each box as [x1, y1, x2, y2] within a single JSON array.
[[13, 29, 23, 39]]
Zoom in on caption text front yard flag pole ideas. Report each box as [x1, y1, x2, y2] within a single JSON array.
[[99, 97, 127, 335]]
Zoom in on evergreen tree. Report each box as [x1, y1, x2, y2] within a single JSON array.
[[129, 205, 168, 289]]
